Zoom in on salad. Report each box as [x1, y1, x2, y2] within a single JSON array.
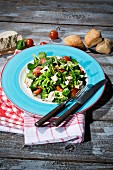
[[25, 52, 87, 103]]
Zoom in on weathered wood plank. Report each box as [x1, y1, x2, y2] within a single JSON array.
[[0, 0, 113, 26], [0, 0, 113, 13], [0, 22, 113, 120], [1, 158, 113, 170], [1, 22, 113, 40], [87, 80, 113, 121], [0, 121, 113, 163], [0, 22, 113, 51]]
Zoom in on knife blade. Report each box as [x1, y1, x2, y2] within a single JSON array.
[[52, 79, 107, 127]]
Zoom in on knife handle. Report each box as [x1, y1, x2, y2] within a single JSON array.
[[35, 103, 66, 127], [52, 102, 81, 127]]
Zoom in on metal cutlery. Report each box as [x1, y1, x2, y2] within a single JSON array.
[[52, 79, 107, 127], [35, 85, 87, 127]]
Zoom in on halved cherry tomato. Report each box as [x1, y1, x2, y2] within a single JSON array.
[[70, 88, 79, 97], [59, 69, 65, 73], [40, 41, 47, 45], [26, 38, 34, 48], [40, 58, 46, 64], [56, 86, 63, 92], [33, 66, 41, 76], [33, 86, 42, 95], [63, 56, 70, 62], [49, 30, 58, 39]]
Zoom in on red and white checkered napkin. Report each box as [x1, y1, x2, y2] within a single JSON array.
[[0, 87, 24, 134], [0, 49, 24, 134], [0, 50, 85, 145], [24, 113, 85, 145], [0, 86, 85, 144]]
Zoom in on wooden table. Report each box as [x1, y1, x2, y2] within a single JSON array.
[[0, 0, 113, 169]]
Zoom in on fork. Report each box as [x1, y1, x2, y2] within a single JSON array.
[[35, 85, 87, 127]]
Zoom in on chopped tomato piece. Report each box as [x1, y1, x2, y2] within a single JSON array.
[[70, 88, 79, 97], [63, 56, 70, 62], [33, 66, 41, 76], [33, 86, 42, 95], [59, 69, 65, 73], [56, 86, 63, 92], [40, 58, 46, 64]]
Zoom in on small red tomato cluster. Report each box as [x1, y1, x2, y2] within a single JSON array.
[[39, 29, 58, 45], [25, 29, 59, 47]]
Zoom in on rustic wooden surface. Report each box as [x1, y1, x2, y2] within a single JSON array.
[[0, 0, 113, 169]]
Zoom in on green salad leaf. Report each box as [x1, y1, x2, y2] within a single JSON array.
[[25, 52, 87, 103], [27, 71, 36, 80], [38, 52, 46, 59]]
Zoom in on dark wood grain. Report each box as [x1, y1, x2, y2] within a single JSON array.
[[1, 159, 113, 170]]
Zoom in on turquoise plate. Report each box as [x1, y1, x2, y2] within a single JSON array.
[[1, 45, 105, 116]]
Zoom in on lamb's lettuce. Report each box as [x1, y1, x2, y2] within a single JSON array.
[[25, 52, 86, 103]]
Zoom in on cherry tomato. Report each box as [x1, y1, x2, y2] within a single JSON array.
[[26, 38, 34, 48], [63, 56, 70, 62], [33, 66, 41, 76], [40, 41, 47, 45], [70, 88, 79, 97], [49, 30, 58, 39], [56, 86, 63, 92], [33, 86, 42, 95], [40, 58, 47, 64]]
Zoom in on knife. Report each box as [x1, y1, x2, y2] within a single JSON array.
[[35, 85, 86, 127], [52, 79, 107, 127]]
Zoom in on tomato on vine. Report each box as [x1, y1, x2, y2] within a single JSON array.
[[49, 30, 58, 39]]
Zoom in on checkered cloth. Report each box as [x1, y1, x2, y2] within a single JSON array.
[[0, 51, 85, 145], [0, 86, 85, 144]]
